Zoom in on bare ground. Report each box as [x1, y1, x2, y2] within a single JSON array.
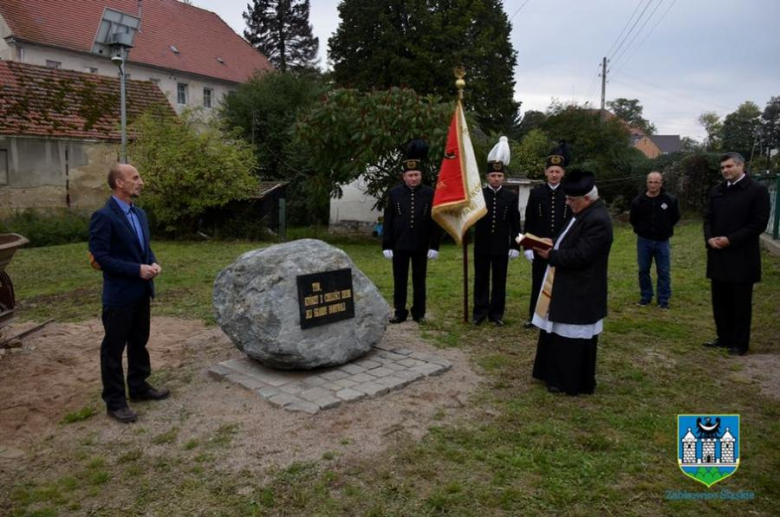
[[0, 317, 482, 487]]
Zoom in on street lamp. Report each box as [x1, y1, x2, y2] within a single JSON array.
[[111, 51, 128, 163]]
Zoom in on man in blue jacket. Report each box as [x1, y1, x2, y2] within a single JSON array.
[[89, 163, 168, 423]]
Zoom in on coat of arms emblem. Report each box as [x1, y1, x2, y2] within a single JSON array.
[[677, 414, 740, 487]]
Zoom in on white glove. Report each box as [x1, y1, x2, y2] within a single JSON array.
[[524, 250, 534, 263], [383, 250, 393, 259], [508, 249, 520, 260], [427, 249, 439, 260]]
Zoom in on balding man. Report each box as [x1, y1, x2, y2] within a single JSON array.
[[629, 172, 680, 309], [89, 163, 168, 423]]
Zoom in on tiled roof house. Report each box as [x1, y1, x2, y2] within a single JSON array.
[[0, 0, 273, 113]]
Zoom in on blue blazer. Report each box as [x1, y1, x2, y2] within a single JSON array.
[[89, 197, 157, 307]]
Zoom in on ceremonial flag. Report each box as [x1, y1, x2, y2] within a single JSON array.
[[432, 101, 486, 246]]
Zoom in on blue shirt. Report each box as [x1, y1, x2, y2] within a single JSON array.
[[112, 195, 145, 252]]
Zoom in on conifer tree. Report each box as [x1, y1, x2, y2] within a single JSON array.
[[243, 0, 319, 72]]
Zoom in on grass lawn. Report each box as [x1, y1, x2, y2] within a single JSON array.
[[4, 220, 780, 515]]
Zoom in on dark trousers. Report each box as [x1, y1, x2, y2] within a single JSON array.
[[637, 236, 671, 304], [711, 279, 754, 351], [528, 254, 549, 320], [473, 253, 509, 321], [100, 297, 152, 410], [392, 251, 428, 320]]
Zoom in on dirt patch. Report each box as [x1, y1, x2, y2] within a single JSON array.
[[0, 317, 480, 479], [741, 353, 780, 401]]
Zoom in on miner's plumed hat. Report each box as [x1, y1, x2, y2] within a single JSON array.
[[562, 168, 595, 197], [486, 136, 510, 174], [545, 141, 571, 169], [402, 139, 429, 172]]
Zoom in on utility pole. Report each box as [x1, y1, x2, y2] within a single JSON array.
[[600, 56, 608, 122]]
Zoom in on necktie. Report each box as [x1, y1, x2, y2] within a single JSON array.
[[128, 207, 145, 251]]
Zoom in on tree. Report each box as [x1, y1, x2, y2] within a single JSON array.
[[514, 110, 547, 141], [721, 101, 761, 160], [607, 98, 656, 135], [328, 0, 518, 134], [540, 104, 649, 210], [510, 129, 552, 179], [220, 71, 328, 224], [760, 96, 780, 165], [680, 136, 703, 152], [128, 107, 258, 233], [295, 87, 454, 207], [698, 111, 723, 152], [243, 0, 319, 72]]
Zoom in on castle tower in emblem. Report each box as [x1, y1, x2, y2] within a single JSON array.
[[720, 428, 735, 463], [681, 428, 697, 463]]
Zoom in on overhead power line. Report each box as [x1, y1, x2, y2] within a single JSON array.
[[610, 0, 667, 71], [611, 0, 679, 75], [604, 0, 645, 59], [608, 0, 656, 63], [509, 0, 534, 21]]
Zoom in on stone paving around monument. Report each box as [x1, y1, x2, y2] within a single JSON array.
[[209, 342, 453, 414]]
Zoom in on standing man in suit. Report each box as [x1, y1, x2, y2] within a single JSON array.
[[383, 139, 442, 324], [473, 137, 520, 326], [703, 152, 770, 356], [89, 163, 169, 423], [531, 170, 613, 395], [629, 171, 681, 309], [522, 142, 571, 329]]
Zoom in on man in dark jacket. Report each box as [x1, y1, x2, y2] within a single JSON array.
[[473, 137, 521, 326], [523, 142, 571, 328], [89, 163, 169, 424], [629, 171, 681, 309], [383, 140, 442, 324], [702, 152, 770, 356], [530, 169, 613, 395]]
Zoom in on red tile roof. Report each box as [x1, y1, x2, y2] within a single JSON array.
[[0, 60, 174, 140], [0, 0, 272, 83]]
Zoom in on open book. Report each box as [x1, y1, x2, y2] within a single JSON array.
[[515, 233, 553, 251]]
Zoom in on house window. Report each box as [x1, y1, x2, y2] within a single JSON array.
[[0, 149, 8, 185], [46, 60, 61, 69], [177, 83, 188, 105], [203, 88, 213, 108], [85, 67, 99, 74]]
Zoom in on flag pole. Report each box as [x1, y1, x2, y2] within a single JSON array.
[[455, 67, 469, 324]]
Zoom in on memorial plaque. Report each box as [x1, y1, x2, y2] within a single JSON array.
[[297, 268, 355, 329]]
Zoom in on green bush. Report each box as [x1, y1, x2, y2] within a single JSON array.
[[0, 210, 91, 247]]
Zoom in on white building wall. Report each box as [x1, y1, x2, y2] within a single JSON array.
[[330, 176, 383, 232], [6, 42, 237, 114]]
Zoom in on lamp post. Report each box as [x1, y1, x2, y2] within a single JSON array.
[[111, 48, 128, 163]]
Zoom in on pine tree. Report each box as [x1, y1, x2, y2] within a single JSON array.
[[243, 0, 319, 72]]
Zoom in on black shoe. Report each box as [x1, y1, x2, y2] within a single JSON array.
[[659, 303, 669, 310], [389, 315, 407, 324], [107, 407, 137, 423], [473, 315, 486, 326], [413, 316, 425, 323], [130, 387, 170, 402], [547, 385, 561, 394], [637, 299, 651, 306], [702, 339, 726, 348], [492, 319, 504, 327], [728, 347, 747, 356], [523, 320, 535, 329]]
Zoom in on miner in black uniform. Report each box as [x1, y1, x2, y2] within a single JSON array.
[[473, 137, 521, 326], [382, 139, 442, 324], [523, 142, 571, 329]]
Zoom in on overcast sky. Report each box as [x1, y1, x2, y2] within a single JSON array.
[[192, 0, 780, 141]]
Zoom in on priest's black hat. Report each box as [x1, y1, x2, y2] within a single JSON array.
[[545, 141, 571, 169], [562, 168, 595, 196], [402, 139, 428, 172]]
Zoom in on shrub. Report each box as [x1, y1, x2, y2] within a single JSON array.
[[0, 210, 91, 247]]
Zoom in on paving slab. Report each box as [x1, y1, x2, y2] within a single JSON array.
[[212, 344, 453, 414]]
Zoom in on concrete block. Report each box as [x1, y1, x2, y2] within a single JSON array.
[[335, 388, 366, 402]]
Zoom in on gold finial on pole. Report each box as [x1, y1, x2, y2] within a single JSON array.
[[454, 66, 466, 100]]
